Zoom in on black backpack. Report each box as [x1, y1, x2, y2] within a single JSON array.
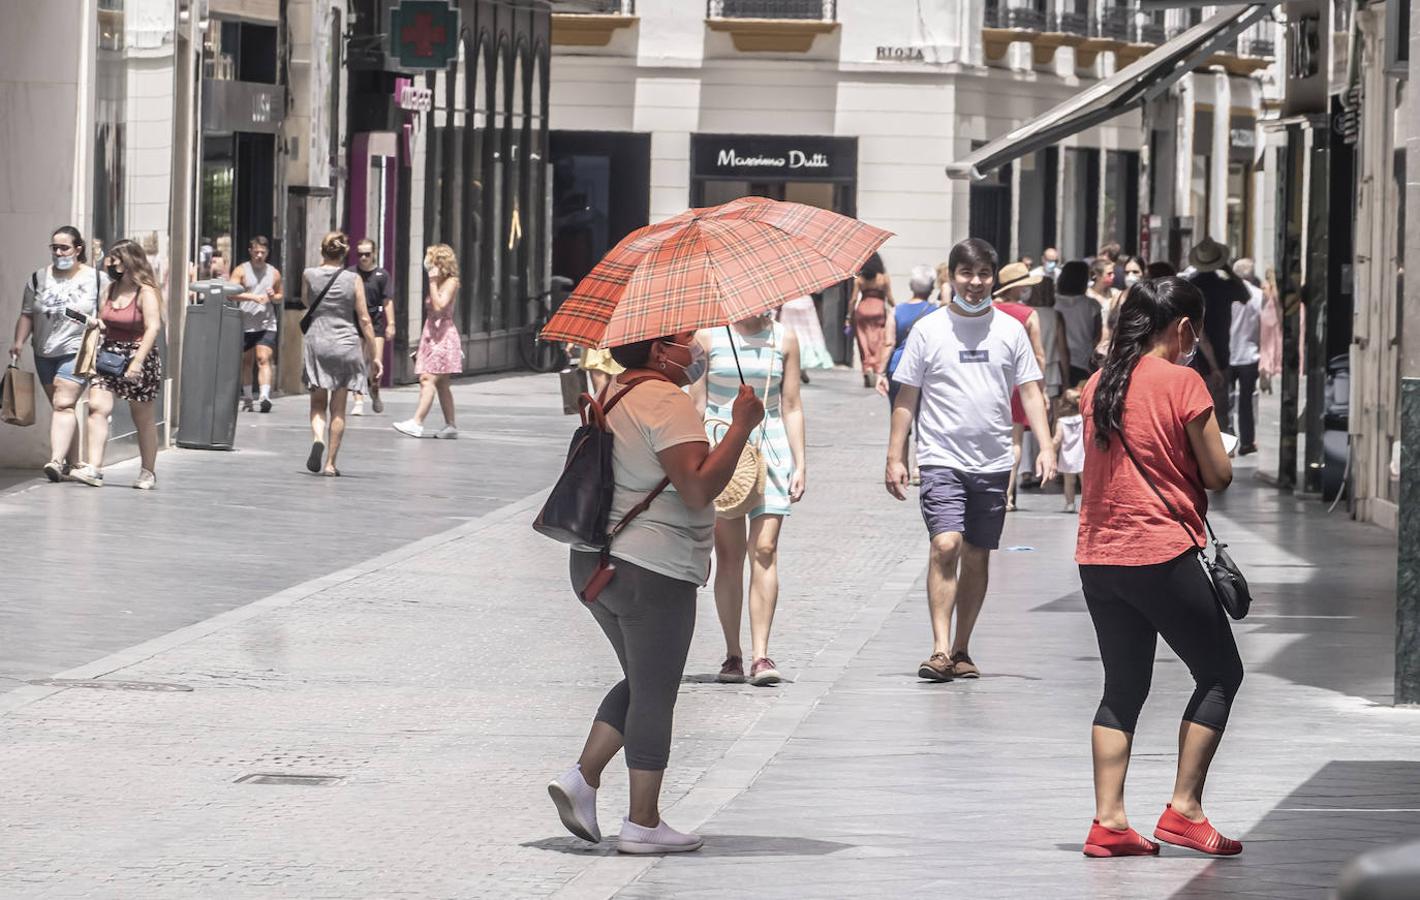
[[533, 377, 670, 548]]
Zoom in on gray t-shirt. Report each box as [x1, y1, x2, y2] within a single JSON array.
[[21, 266, 108, 358], [236, 262, 279, 333]]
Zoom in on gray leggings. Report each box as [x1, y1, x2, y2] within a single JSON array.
[[570, 551, 697, 771]]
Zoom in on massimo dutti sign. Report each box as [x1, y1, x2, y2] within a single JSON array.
[[692, 134, 857, 181]]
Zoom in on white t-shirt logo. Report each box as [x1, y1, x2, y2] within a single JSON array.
[[958, 349, 990, 364]]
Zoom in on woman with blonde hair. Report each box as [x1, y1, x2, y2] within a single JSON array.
[[394, 243, 463, 439], [301, 231, 380, 476], [70, 239, 163, 489]]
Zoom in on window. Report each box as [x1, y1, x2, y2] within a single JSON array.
[[968, 151, 1012, 263], [1016, 148, 1057, 262], [1103, 150, 1139, 253], [1062, 148, 1099, 258]]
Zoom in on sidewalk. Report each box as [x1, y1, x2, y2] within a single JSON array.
[[0, 369, 1413, 899]]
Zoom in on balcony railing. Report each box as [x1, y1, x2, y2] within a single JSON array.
[[985, 1, 1047, 31], [560, 0, 634, 13], [708, 0, 835, 20], [1136, 19, 1167, 44], [1236, 19, 1276, 57], [1094, 5, 1131, 41], [1054, 9, 1090, 36]]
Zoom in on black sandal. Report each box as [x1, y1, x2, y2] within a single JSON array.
[[306, 441, 325, 473]]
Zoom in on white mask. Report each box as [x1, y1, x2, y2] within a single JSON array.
[[1125, 273, 1141, 287], [954, 292, 993, 314]]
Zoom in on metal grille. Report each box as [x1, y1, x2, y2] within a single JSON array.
[[709, 0, 835, 21], [1095, 4, 1132, 41], [985, 1, 1047, 31], [562, 0, 634, 13]]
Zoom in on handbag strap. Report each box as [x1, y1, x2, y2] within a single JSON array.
[[1115, 430, 1212, 551], [303, 269, 343, 321], [596, 372, 674, 550]]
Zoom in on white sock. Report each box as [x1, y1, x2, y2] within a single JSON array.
[[259, 385, 271, 401]]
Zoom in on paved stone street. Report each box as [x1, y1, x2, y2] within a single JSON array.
[[0, 369, 1415, 899]]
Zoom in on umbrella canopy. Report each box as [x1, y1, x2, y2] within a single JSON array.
[[541, 196, 892, 348]]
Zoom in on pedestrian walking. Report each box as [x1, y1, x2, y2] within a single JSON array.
[[1258, 267, 1282, 395], [1184, 238, 1247, 425], [1123, 255, 1146, 289], [1030, 247, 1061, 281], [992, 262, 1048, 511], [394, 244, 462, 439], [1027, 276, 1070, 403], [301, 231, 380, 476], [695, 314, 805, 688], [1088, 258, 1117, 356], [875, 266, 939, 485], [229, 236, 283, 414], [1076, 276, 1243, 859], [1054, 260, 1103, 387], [1229, 259, 1264, 454], [848, 252, 893, 388], [70, 239, 163, 489], [1054, 387, 1084, 512], [8, 226, 106, 481], [776, 294, 834, 382], [885, 238, 1056, 682], [549, 333, 765, 854], [349, 238, 396, 416]]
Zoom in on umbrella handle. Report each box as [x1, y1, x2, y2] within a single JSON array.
[[724, 325, 746, 384]]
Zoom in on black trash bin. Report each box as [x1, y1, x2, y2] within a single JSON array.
[[176, 280, 245, 450]]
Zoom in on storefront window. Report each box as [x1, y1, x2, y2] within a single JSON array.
[[1016, 148, 1056, 262], [1062, 147, 1098, 258], [1103, 150, 1139, 254], [1225, 161, 1252, 260]]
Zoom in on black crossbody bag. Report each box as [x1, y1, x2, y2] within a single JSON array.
[[1117, 433, 1252, 620]]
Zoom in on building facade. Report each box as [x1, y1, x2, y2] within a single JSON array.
[[547, 0, 1276, 362], [345, 0, 551, 381]]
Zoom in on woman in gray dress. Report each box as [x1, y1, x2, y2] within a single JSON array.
[[302, 231, 380, 475]]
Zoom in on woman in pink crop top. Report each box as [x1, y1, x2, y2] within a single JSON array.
[[70, 239, 164, 489]]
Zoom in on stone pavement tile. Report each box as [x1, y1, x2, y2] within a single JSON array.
[[0, 370, 934, 898], [623, 471, 1420, 899]]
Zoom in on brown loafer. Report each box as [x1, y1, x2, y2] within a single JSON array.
[[918, 652, 954, 682], [950, 652, 980, 679]]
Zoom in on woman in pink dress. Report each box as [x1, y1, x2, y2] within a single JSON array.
[[1258, 267, 1283, 394], [847, 252, 893, 388], [394, 244, 463, 439]]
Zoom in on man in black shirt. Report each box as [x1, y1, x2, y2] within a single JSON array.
[[1185, 238, 1249, 429], [351, 238, 397, 415]]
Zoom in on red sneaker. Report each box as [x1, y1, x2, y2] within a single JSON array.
[[1082, 820, 1160, 858], [1153, 804, 1243, 855]]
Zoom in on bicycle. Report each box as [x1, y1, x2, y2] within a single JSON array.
[[519, 276, 576, 374]]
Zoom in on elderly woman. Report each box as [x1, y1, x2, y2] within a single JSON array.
[[548, 332, 763, 854], [302, 231, 380, 476]]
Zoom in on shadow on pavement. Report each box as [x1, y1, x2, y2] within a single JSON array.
[[1170, 761, 1420, 900], [522, 834, 855, 858]]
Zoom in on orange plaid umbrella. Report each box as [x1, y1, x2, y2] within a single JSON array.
[[541, 196, 892, 350]]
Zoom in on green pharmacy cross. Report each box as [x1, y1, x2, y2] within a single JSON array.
[[389, 0, 461, 70]]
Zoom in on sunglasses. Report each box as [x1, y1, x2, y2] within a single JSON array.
[[358, 251, 374, 258]]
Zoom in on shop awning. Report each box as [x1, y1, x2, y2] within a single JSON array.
[[945, 3, 1279, 181]]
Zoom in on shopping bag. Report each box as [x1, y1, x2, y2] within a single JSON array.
[[2, 366, 36, 427], [75, 324, 100, 377]]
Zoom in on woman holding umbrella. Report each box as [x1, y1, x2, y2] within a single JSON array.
[[539, 196, 888, 853]]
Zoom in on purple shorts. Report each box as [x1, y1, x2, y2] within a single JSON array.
[[918, 466, 1011, 549]]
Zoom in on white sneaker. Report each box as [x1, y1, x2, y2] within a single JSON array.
[[617, 818, 703, 854], [547, 765, 600, 843], [351, 397, 365, 416], [133, 469, 157, 491], [70, 465, 103, 488], [433, 425, 459, 440], [393, 419, 425, 438]]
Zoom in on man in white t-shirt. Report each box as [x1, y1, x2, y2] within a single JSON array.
[[886, 238, 1057, 682], [1229, 258, 1265, 455]]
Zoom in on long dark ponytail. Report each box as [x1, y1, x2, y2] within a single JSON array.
[[1091, 276, 1205, 449]]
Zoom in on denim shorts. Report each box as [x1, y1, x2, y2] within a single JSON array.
[[34, 353, 86, 388], [918, 466, 1011, 549]]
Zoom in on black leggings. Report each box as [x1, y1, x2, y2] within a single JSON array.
[[1079, 550, 1244, 734]]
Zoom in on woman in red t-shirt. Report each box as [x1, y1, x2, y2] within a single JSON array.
[[1075, 277, 1242, 859]]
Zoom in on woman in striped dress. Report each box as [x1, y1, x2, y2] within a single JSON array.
[[692, 315, 805, 687]]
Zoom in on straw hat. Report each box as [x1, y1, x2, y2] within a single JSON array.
[[993, 261, 1044, 297], [1188, 237, 1232, 273]]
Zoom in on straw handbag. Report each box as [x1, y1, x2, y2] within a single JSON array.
[[708, 330, 776, 518]]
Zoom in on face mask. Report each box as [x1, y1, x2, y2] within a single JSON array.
[[954, 291, 993, 314], [663, 340, 707, 383], [1043, 260, 1057, 274], [106, 264, 123, 281], [1125, 273, 1140, 287], [53, 254, 75, 271], [1177, 322, 1200, 367]]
